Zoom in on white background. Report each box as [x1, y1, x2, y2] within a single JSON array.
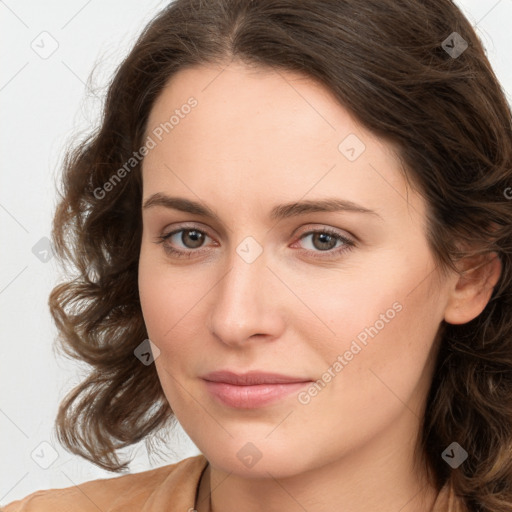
[[1, 0, 511, 504]]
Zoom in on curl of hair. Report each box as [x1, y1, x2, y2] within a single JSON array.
[[49, 0, 512, 509]]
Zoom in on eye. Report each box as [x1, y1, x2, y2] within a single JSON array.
[[153, 225, 356, 260], [291, 227, 356, 260], [154, 226, 214, 258]]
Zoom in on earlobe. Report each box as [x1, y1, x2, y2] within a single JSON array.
[[443, 252, 502, 325]]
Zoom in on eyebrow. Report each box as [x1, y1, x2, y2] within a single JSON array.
[[142, 193, 383, 222]]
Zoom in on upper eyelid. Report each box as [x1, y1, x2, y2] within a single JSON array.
[[161, 223, 354, 244], [164, 223, 214, 240]]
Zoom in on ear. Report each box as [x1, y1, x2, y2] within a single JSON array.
[[443, 251, 502, 325]]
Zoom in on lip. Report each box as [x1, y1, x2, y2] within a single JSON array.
[[201, 370, 313, 408], [202, 370, 311, 385]]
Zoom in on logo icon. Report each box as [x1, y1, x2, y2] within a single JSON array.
[[236, 236, 263, 264], [338, 134, 366, 162], [134, 339, 161, 365], [442, 32, 468, 59], [30, 31, 59, 59], [31, 441, 59, 469], [441, 441, 468, 468], [236, 442, 263, 468]]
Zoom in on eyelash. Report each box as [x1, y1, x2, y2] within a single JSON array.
[[153, 225, 356, 260]]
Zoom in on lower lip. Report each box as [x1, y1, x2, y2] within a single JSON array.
[[203, 380, 311, 408]]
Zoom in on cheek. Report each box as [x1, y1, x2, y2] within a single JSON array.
[[138, 255, 211, 372], [297, 249, 441, 394], [138, 262, 200, 411], [289, 274, 440, 465], [138, 248, 188, 339], [138, 258, 166, 340]]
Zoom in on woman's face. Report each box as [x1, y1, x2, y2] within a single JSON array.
[[138, 61, 452, 478]]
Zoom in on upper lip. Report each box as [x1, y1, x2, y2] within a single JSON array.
[[201, 370, 312, 385]]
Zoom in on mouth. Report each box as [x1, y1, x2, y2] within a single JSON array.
[[201, 370, 313, 408]]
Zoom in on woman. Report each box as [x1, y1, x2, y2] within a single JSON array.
[[2, 0, 511, 511]]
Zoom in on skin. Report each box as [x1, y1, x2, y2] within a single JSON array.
[[138, 59, 501, 512]]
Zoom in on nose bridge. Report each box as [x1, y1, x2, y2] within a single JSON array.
[[208, 240, 282, 345]]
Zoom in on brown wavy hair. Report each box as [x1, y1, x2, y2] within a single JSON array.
[[49, 0, 512, 509]]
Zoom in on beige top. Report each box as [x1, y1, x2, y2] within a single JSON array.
[[1, 454, 467, 511]]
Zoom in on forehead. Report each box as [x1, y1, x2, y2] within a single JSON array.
[[141, 62, 424, 223], [145, 61, 363, 155]]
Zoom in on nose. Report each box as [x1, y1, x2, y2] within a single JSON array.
[[208, 243, 286, 348]]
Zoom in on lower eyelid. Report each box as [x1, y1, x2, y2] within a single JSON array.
[[163, 229, 341, 245], [157, 227, 355, 257]]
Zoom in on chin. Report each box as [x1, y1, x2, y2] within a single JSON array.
[[198, 438, 318, 479]]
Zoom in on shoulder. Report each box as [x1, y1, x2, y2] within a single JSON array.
[[0, 454, 208, 512]]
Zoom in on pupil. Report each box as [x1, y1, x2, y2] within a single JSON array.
[[184, 230, 203, 248], [315, 233, 335, 251]]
